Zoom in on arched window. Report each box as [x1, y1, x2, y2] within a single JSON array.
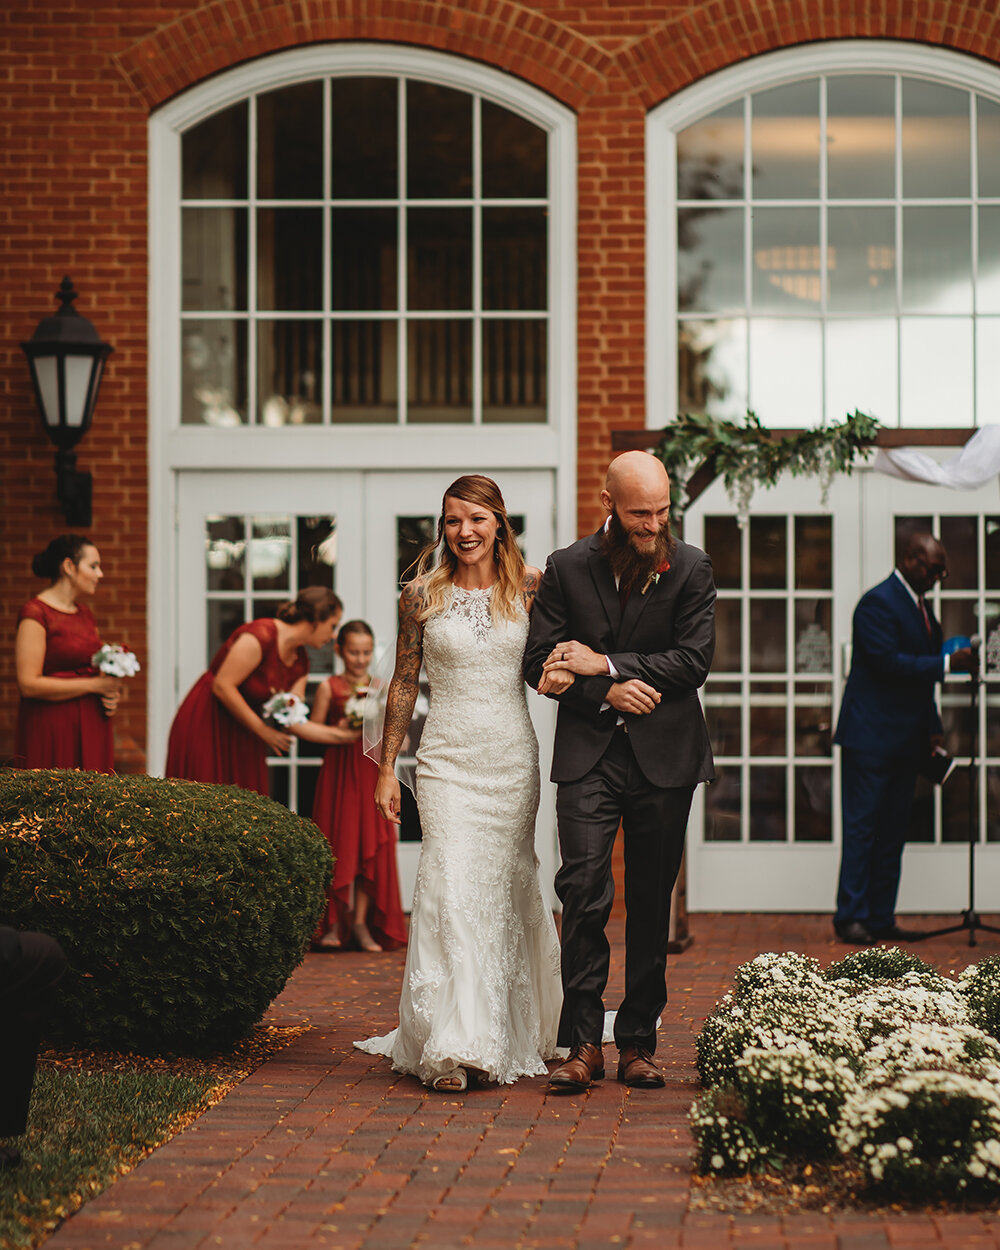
[[179, 74, 552, 427], [648, 42, 1000, 429]]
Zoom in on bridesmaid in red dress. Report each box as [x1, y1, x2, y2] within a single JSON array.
[[310, 620, 408, 952], [165, 587, 349, 795], [15, 534, 122, 771]]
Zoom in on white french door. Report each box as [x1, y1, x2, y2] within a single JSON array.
[[684, 458, 1000, 914], [167, 468, 558, 908]]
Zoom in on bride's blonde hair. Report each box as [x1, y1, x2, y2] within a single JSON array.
[[412, 475, 526, 624]]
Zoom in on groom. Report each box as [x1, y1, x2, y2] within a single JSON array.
[[524, 451, 715, 1091]]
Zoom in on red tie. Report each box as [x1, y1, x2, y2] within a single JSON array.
[[918, 596, 933, 636]]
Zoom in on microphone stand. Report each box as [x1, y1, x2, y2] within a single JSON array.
[[915, 646, 998, 946]]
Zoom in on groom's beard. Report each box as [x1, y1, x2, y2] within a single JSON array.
[[602, 508, 673, 595]]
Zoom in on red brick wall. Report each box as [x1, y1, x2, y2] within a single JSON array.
[[4, 0, 1000, 768]]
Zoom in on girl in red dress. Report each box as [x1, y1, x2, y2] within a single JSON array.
[[15, 534, 122, 772], [165, 587, 349, 795], [310, 620, 408, 952]]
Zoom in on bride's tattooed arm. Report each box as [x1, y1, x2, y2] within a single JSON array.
[[379, 581, 424, 770]]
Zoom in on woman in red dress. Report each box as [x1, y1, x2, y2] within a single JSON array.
[[310, 620, 407, 952], [15, 534, 122, 772], [165, 587, 348, 795]]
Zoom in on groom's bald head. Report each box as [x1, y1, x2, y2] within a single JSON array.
[[603, 451, 671, 513]]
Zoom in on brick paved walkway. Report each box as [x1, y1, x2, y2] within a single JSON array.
[[43, 913, 1000, 1250]]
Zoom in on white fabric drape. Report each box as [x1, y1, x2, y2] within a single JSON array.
[[872, 425, 1000, 490]]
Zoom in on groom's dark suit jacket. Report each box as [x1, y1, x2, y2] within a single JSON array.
[[524, 531, 716, 787]]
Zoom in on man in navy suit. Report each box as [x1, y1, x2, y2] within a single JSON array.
[[524, 452, 715, 1091], [833, 532, 974, 945]]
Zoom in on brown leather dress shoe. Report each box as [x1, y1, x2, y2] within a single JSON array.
[[617, 1046, 665, 1088], [547, 1043, 605, 1092]]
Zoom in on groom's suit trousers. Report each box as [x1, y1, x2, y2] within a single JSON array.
[[554, 726, 692, 1052]]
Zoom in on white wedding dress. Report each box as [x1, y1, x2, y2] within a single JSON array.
[[355, 585, 563, 1085]]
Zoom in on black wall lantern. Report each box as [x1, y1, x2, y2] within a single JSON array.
[[21, 276, 114, 528]]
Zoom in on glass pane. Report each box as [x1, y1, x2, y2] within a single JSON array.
[[827, 207, 896, 314], [706, 764, 741, 841], [714, 599, 742, 672], [795, 700, 832, 756], [902, 79, 970, 199], [483, 208, 547, 310], [942, 769, 971, 843], [795, 516, 831, 590], [750, 599, 786, 672], [985, 600, 1000, 674], [181, 320, 247, 425], [331, 321, 398, 423], [941, 691, 973, 761], [268, 764, 290, 807], [483, 321, 546, 423], [902, 207, 971, 313], [257, 82, 323, 200], [825, 319, 898, 426], [750, 516, 786, 588], [940, 597, 977, 645], [678, 319, 748, 419], [332, 78, 397, 199], [398, 516, 436, 583], [750, 703, 785, 755], [795, 599, 832, 674], [482, 103, 546, 198], [207, 599, 244, 664], [988, 690, 1000, 754], [705, 516, 741, 588], [752, 208, 820, 312], [987, 523, 1000, 591], [298, 517, 337, 592], [940, 516, 977, 590], [678, 100, 744, 201], [748, 319, 822, 426], [407, 320, 472, 422], [704, 695, 741, 755], [751, 81, 820, 200], [795, 766, 831, 841], [257, 209, 322, 311], [250, 517, 291, 591], [900, 318, 973, 426], [978, 97, 1000, 198], [749, 766, 786, 841], [407, 81, 472, 199], [989, 769, 1000, 844], [296, 762, 321, 813], [332, 209, 397, 312], [979, 320, 1000, 426], [978, 208, 1000, 314], [206, 516, 245, 591], [182, 208, 247, 311], [408, 208, 472, 310], [678, 207, 744, 313], [258, 321, 322, 426], [827, 76, 895, 199], [252, 598, 283, 622], [182, 102, 247, 199]]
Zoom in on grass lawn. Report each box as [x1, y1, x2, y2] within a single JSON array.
[[0, 1026, 300, 1250]]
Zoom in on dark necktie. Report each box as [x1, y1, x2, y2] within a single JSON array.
[[918, 596, 933, 637]]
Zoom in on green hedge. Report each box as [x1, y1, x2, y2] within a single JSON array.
[[0, 770, 333, 1054]]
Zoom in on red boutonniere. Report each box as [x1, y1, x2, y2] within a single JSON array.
[[641, 559, 671, 596]]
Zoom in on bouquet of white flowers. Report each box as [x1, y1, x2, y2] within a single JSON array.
[[91, 643, 141, 678], [261, 691, 310, 728], [344, 687, 369, 730]]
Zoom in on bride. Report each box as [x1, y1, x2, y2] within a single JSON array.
[[357, 475, 562, 1091]]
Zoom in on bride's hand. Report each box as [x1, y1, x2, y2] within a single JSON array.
[[537, 669, 575, 695], [375, 766, 402, 824]]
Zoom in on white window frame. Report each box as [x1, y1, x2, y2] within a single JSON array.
[[148, 44, 577, 767], [646, 40, 1000, 430]]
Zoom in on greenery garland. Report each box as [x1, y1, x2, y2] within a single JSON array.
[[653, 410, 881, 520]]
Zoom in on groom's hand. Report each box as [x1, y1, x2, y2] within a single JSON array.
[[542, 641, 608, 676], [606, 679, 660, 715]]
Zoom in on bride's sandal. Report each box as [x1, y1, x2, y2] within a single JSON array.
[[431, 1067, 468, 1092]]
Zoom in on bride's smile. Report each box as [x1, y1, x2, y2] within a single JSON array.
[[444, 497, 499, 581]]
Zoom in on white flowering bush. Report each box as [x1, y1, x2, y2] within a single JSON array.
[[692, 948, 1000, 1199], [958, 957, 1000, 1040], [838, 1071, 1000, 1198]]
